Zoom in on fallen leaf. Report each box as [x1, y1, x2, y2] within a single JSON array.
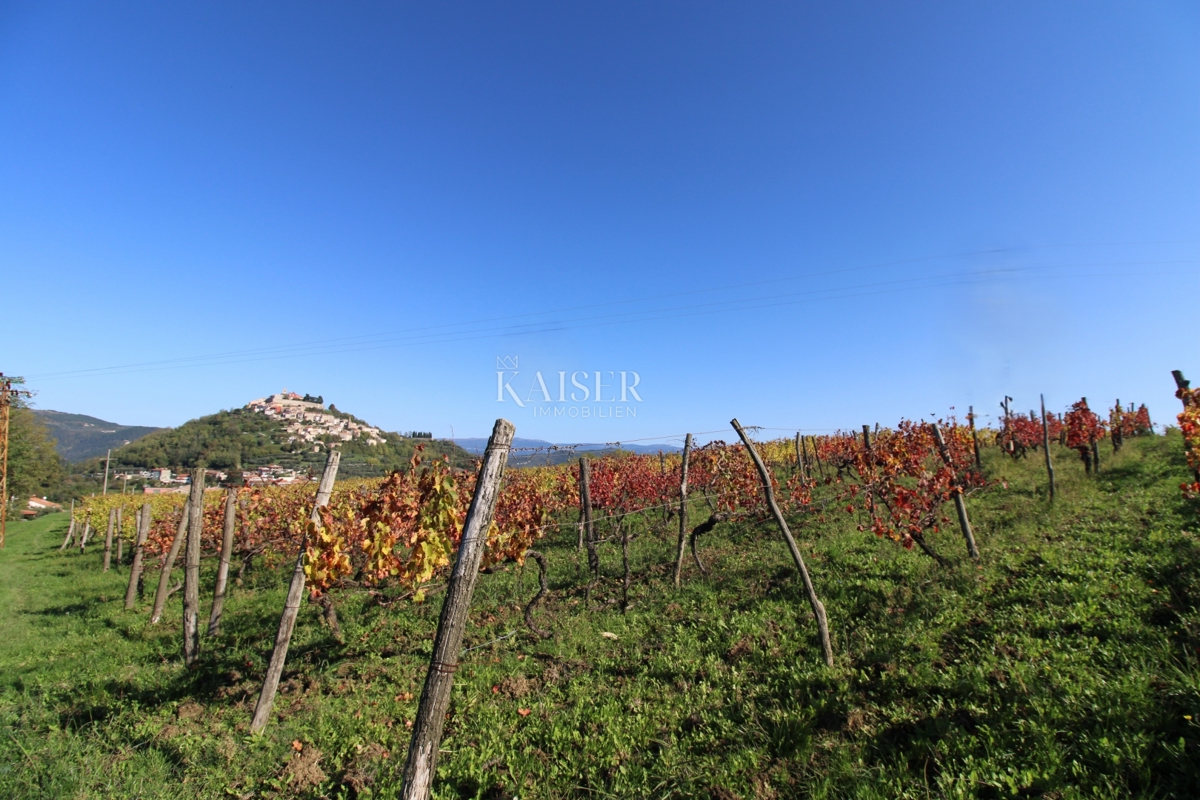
[[601, 632, 618, 641], [292, 740, 303, 752], [517, 708, 532, 717]]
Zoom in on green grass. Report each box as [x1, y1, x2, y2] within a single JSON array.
[[1, 435, 1198, 798]]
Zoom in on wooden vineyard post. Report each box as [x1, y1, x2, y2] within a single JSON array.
[[207, 487, 238, 636], [862, 424, 871, 452], [673, 433, 693, 588], [1112, 399, 1122, 453], [102, 507, 116, 572], [125, 503, 152, 609], [150, 502, 190, 624], [931, 423, 980, 559], [78, 521, 91, 553], [116, 507, 124, 567], [59, 500, 75, 551], [811, 435, 826, 480], [1001, 396, 1013, 455], [969, 406, 982, 470], [794, 432, 804, 477], [579, 457, 598, 603], [1040, 395, 1056, 502], [801, 435, 813, 482], [731, 418, 834, 667], [182, 470, 206, 667], [249, 450, 341, 735], [399, 419, 514, 800]]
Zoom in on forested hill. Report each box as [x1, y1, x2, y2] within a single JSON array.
[[103, 407, 472, 477], [32, 410, 162, 462]]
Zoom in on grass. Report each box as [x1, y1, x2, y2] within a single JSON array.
[[1, 434, 1198, 798]]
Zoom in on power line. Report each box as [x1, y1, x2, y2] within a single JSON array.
[[26, 256, 1199, 382]]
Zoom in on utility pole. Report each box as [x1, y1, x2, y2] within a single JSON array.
[[0, 374, 33, 548]]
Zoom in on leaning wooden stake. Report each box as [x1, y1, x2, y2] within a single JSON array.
[[207, 487, 238, 636], [731, 418, 833, 667], [115, 507, 124, 566], [249, 450, 341, 735], [150, 502, 190, 624], [102, 507, 116, 571], [931, 423, 980, 559], [1041, 395, 1056, 501], [399, 419, 514, 800], [78, 521, 91, 553], [672, 433, 693, 588], [125, 503, 152, 609], [59, 500, 76, 551], [182, 470, 206, 667]]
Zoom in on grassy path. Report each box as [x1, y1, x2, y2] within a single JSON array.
[[1, 436, 1198, 798]]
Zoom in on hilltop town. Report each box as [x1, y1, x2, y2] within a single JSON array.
[[245, 390, 386, 448]]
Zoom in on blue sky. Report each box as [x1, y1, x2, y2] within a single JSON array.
[[3, 2, 1198, 446]]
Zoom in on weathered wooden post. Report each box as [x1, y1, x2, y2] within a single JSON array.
[[968, 406, 982, 470], [249, 450, 341, 734], [399, 419, 514, 800], [1040, 395, 1056, 502], [182, 470, 206, 667], [1111, 399, 1123, 453], [579, 457, 598, 603], [207, 487, 239, 636], [115, 507, 124, 566], [672, 433, 693, 588], [931, 423, 980, 559], [811, 435, 826, 480], [731, 418, 833, 667], [150, 502, 190, 624], [101, 507, 117, 571], [1001, 396, 1013, 455], [125, 503, 152, 609]]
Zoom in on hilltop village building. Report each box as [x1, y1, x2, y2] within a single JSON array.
[[245, 390, 386, 447]]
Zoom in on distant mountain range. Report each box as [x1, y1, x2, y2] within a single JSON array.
[[453, 437, 681, 467], [33, 404, 680, 471], [33, 410, 163, 462]]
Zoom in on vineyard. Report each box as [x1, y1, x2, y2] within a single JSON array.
[[0, 388, 1198, 798]]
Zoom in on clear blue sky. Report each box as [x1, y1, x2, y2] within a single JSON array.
[[3, 2, 1198, 445]]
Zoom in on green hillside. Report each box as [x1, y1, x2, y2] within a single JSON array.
[[103, 407, 472, 477]]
